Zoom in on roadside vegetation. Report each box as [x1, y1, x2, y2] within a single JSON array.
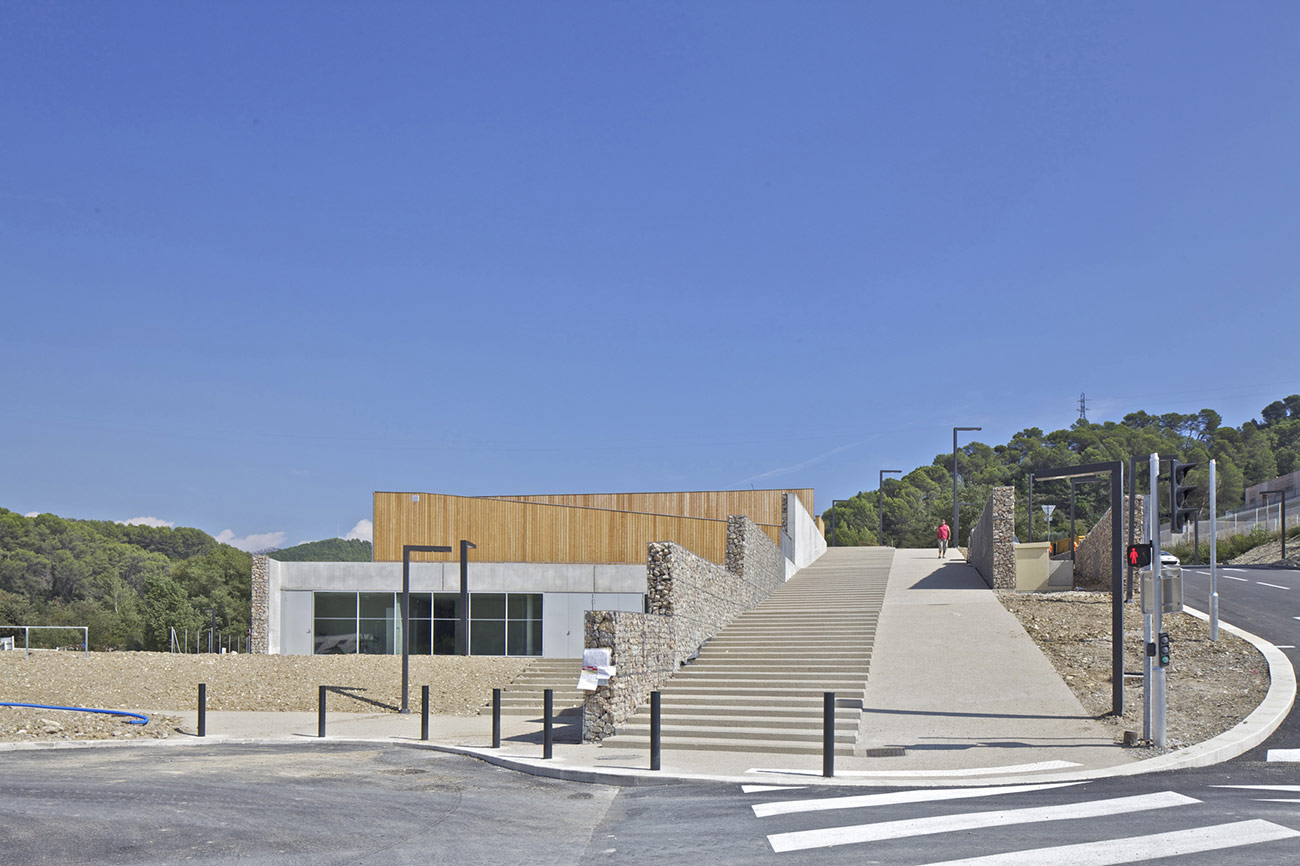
[[824, 395, 1300, 552]]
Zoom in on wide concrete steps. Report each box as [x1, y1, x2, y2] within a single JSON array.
[[599, 546, 893, 756], [478, 658, 584, 717]]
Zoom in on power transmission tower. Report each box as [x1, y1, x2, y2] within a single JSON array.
[[1078, 392, 1089, 423]]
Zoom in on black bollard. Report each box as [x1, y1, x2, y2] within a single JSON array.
[[492, 688, 502, 748], [650, 690, 661, 771], [823, 691, 835, 778], [197, 683, 206, 738], [421, 685, 430, 741], [543, 688, 553, 759], [319, 685, 327, 738]]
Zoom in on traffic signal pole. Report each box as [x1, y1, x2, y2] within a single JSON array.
[[1148, 452, 1166, 749]]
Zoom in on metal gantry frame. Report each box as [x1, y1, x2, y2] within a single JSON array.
[[1030, 460, 1125, 717]]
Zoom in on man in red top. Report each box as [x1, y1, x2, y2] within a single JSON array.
[[937, 520, 950, 558]]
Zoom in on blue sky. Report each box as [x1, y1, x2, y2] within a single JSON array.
[[4, 2, 1298, 550]]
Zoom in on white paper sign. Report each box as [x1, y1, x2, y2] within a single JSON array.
[[578, 648, 616, 690]]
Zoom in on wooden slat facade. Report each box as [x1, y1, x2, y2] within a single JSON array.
[[372, 489, 812, 564], [491, 489, 814, 529]]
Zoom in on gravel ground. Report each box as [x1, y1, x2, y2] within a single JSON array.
[[998, 591, 1271, 750], [0, 651, 530, 742]]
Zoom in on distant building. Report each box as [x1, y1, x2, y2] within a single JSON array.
[[1244, 471, 1300, 509], [250, 488, 824, 658]]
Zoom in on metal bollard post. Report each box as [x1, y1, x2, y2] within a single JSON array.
[[421, 685, 430, 741], [543, 688, 554, 759], [492, 688, 502, 749], [650, 691, 661, 771], [823, 691, 835, 778], [319, 686, 327, 738], [197, 683, 206, 738]]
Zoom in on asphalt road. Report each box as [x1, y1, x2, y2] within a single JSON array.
[[4, 566, 1297, 866]]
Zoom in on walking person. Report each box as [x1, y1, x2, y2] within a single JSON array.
[[937, 520, 950, 558]]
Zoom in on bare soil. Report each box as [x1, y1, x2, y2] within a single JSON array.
[[0, 651, 530, 743], [997, 591, 1271, 750]]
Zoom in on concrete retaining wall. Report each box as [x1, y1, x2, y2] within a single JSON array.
[[781, 492, 828, 579], [967, 487, 1016, 589]]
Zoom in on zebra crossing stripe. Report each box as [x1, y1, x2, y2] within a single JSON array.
[[1213, 784, 1300, 791], [910, 819, 1299, 865], [753, 782, 1081, 818], [741, 785, 807, 794], [767, 791, 1197, 853], [1267, 750, 1300, 762]]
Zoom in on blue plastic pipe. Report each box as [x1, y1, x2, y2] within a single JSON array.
[[0, 702, 149, 725]]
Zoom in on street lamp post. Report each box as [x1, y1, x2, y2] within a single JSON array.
[[402, 544, 452, 713], [1260, 490, 1288, 561], [879, 470, 902, 547], [953, 427, 982, 549]]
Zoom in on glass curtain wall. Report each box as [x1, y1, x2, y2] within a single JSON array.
[[313, 591, 542, 656]]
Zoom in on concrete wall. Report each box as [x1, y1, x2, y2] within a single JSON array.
[[1245, 470, 1300, 509], [1073, 496, 1144, 590], [1013, 543, 1074, 591], [581, 515, 788, 742], [781, 491, 827, 579], [967, 486, 1016, 589], [255, 558, 646, 655]]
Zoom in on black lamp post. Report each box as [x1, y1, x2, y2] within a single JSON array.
[[458, 539, 476, 656], [402, 544, 452, 713], [879, 469, 901, 547], [1260, 490, 1288, 561], [953, 427, 981, 548]]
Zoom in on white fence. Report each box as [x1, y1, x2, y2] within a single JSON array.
[[1160, 501, 1298, 546]]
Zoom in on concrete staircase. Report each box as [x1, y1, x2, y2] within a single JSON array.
[[478, 657, 584, 717], [600, 547, 892, 756]]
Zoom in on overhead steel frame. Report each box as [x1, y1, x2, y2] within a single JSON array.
[[1031, 461, 1125, 717], [401, 544, 452, 713]]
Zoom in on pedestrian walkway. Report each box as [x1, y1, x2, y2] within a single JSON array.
[[7, 548, 1291, 788]]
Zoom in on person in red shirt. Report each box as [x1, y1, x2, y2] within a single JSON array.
[[937, 520, 950, 558]]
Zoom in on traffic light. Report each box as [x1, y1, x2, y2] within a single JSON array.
[[1169, 460, 1198, 533], [1127, 543, 1152, 567], [1157, 631, 1171, 667]]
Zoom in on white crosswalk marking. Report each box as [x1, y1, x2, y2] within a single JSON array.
[[766, 791, 1197, 853], [1213, 784, 1300, 792], [741, 785, 806, 794], [1267, 750, 1300, 761], [1223, 575, 1249, 581], [753, 781, 1080, 818], [1257, 581, 1290, 589], [911, 820, 1300, 866]]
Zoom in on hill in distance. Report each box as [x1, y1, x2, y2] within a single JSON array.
[[267, 538, 372, 562]]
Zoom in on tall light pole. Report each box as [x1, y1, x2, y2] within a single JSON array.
[[879, 469, 901, 547], [953, 427, 981, 550], [402, 544, 452, 712]]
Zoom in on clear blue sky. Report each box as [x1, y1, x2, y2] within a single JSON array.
[[4, 2, 1298, 550]]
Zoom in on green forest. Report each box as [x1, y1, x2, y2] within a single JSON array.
[[0, 511, 367, 651], [822, 396, 1300, 552]]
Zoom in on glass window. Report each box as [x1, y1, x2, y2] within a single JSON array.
[[409, 620, 432, 655], [409, 593, 432, 618], [471, 594, 505, 619], [507, 620, 542, 656], [359, 592, 395, 618], [433, 593, 461, 620], [358, 618, 394, 655], [313, 618, 358, 654], [433, 620, 457, 655], [507, 594, 542, 620], [470, 620, 505, 655], [315, 592, 356, 619]]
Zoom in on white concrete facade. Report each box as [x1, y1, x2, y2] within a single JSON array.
[[266, 558, 645, 656]]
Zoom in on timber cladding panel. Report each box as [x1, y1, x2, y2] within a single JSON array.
[[372, 490, 804, 564], [493, 489, 813, 529]]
